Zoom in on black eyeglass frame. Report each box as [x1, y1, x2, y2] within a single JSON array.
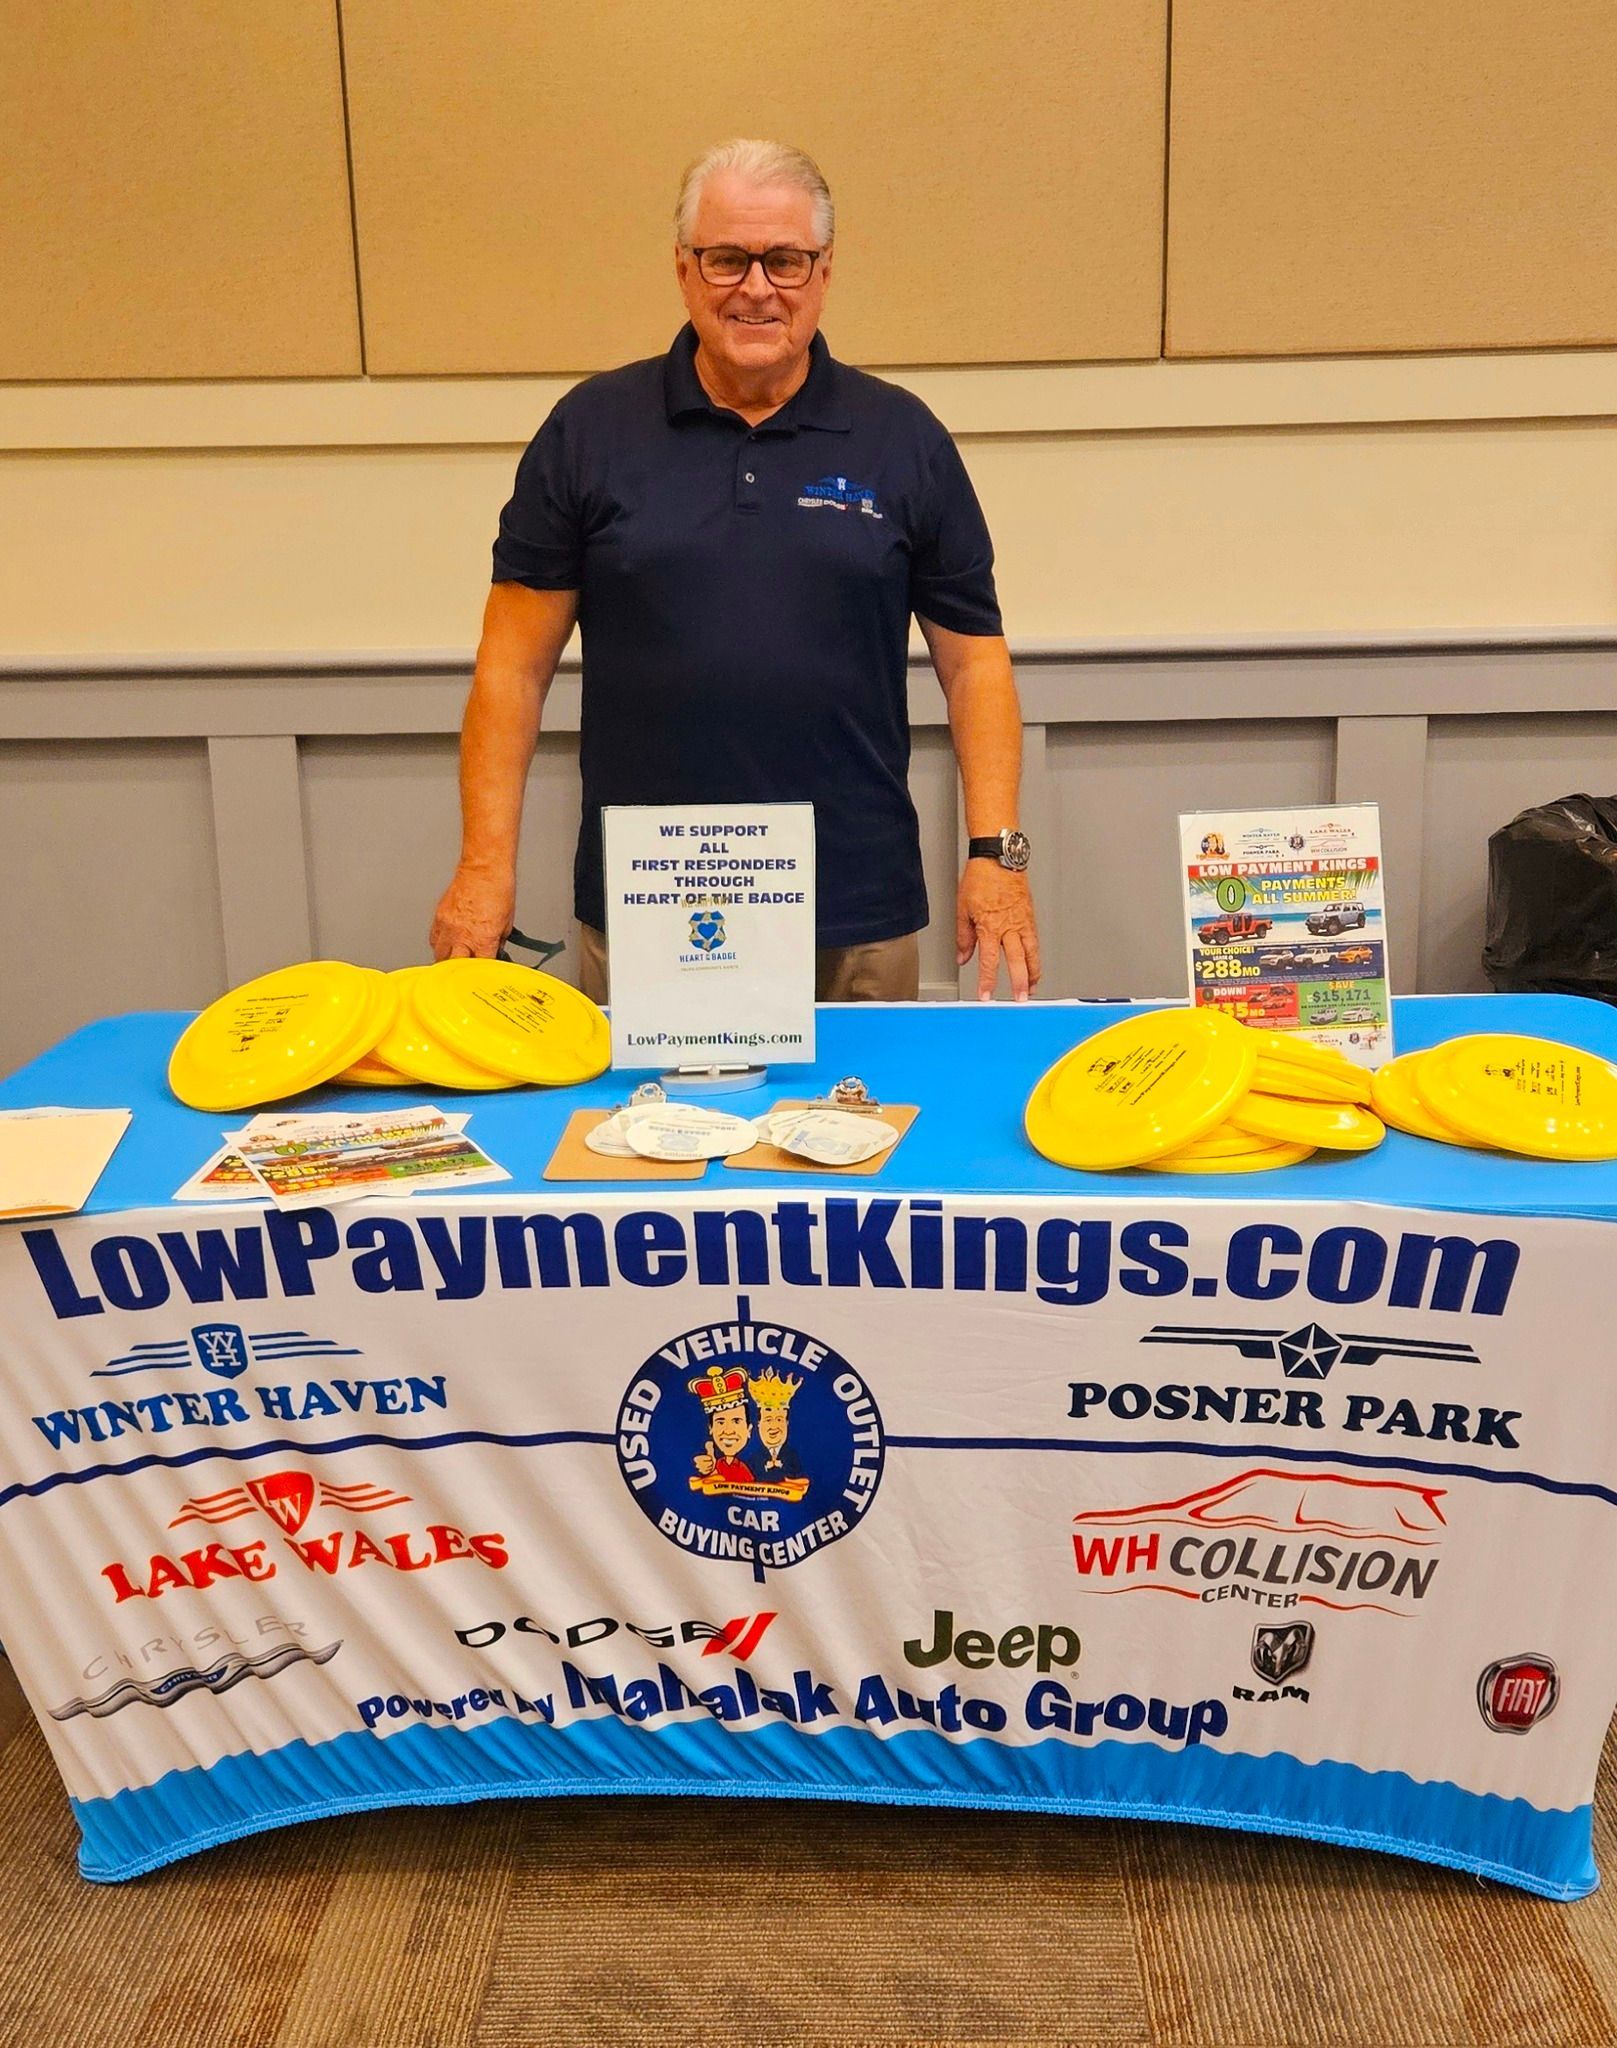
[[685, 244, 827, 288]]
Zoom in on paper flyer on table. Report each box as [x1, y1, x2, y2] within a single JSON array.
[[173, 1112, 475, 1206], [215, 1108, 501, 1210], [1180, 803, 1393, 1068]]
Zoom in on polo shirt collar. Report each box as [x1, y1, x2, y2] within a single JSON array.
[[663, 323, 851, 434]]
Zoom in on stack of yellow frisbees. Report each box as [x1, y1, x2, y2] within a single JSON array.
[[1369, 1035, 1617, 1160], [168, 959, 610, 1111], [1024, 1007, 1384, 1174]]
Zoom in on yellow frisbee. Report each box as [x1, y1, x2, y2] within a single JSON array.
[[337, 1049, 412, 1087], [169, 961, 388, 1111], [1370, 1052, 1487, 1147], [1140, 1140, 1315, 1174], [1229, 1093, 1386, 1152], [1027, 1008, 1258, 1170], [372, 966, 513, 1091], [409, 958, 611, 1087], [1251, 1055, 1373, 1106], [1414, 1034, 1617, 1160], [1245, 1030, 1359, 1074], [1149, 1121, 1282, 1161]]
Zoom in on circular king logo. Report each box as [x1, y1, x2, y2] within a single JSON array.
[[616, 1296, 884, 1579]]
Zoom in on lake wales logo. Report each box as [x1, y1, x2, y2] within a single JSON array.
[[616, 1296, 884, 1581]]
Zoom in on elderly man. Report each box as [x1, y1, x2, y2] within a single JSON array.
[[431, 137, 1039, 1001]]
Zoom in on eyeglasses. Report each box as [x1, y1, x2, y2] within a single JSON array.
[[687, 245, 825, 288]]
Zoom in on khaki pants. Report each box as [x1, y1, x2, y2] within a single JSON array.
[[576, 924, 920, 1004]]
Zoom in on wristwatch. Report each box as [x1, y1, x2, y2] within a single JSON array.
[[966, 829, 1032, 872]]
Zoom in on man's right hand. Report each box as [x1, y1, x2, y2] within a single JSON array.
[[429, 866, 516, 959]]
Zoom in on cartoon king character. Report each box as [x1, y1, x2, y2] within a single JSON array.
[[749, 1370, 805, 1486], [689, 1363, 757, 1483]]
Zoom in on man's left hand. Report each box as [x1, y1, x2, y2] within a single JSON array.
[[957, 864, 1041, 1001]]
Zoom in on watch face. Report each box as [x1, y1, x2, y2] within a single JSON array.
[[1002, 831, 1031, 871]]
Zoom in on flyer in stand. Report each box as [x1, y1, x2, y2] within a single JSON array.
[[1179, 804, 1393, 1068], [603, 801, 815, 1070]]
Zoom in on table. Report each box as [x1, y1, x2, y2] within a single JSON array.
[[3, 993, 1617, 1895]]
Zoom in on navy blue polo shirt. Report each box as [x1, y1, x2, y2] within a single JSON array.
[[491, 324, 1002, 947]]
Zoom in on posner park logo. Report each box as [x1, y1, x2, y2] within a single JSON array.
[[1071, 1469, 1447, 1614], [100, 1466, 509, 1601], [616, 1297, 883, 1576]]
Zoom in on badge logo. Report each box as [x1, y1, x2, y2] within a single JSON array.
[[617, 1296, 883, 1579], [689, 902, 727, 953], [1477, 1654, 1559, 1733], [796, 473, 883, 518], [1252, 1620, 1314, 1685], [1141, 1322, 1480, 1379], [192, 1322, 250, 1378], [169, 1469, 411, 1536], [93, 1324, 366, 1382]]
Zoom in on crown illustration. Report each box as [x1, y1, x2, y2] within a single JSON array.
[[688, 1364, 749, 1409], [747, 1370, 802, 1410]]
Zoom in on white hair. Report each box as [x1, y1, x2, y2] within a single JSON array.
[[675, 138, 834, 247]]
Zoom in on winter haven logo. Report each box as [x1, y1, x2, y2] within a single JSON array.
[[1071, 1470, 1447, 1614], [33, 1313, 446, 1453], [796, 474, 882, 517], [617, 1296, 883, 1578], [51, 1638, 339, 1722], [95, 1323, 362, 1381]]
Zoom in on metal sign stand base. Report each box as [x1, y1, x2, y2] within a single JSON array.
[[659, 1063, 769, 1096]]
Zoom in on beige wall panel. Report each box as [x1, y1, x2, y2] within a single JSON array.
[[303, 733, 584, 980], [907, 727, 966, 993], [1419, 712, 1617, 993], [0, 741, 225, 1076], [4, 418, 1617, 658], [1047, 721, 1334, 999], [342, 0, 1165, 373], [0, 2, 360, 380], [1167, 0, 1617, 357]]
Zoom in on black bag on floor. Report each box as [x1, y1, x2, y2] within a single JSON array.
[[1484, 794, 1617, 1002]]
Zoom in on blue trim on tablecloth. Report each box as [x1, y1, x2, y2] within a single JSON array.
[[71, 1711, 1595, 1898], [10, 993, 1617, 1218], [9, 1429, 1617, 1512]]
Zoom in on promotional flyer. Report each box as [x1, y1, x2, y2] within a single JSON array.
[[603, 803, 816, 1070], [1181, 806, 1392, 1068]]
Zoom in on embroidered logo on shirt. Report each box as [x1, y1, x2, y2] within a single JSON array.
[[796, 474, 883, 518]]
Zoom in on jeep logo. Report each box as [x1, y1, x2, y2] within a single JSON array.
[[904, 1608, 1080, 1674]]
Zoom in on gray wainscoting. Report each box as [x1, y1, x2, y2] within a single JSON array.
[[3, 636, 1615, 1076]]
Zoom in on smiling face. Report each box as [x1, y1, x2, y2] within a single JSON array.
[[708, 1399, 752, 1462], [676, 170, 831, 389], [757, 1405, 789, 1453]]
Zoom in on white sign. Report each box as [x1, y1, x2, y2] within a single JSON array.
[[1180, 803, 1393, 1068], [603, 802, 815, 1068]]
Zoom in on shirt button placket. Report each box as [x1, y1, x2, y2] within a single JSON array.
[[737, 435, 761, 512]]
